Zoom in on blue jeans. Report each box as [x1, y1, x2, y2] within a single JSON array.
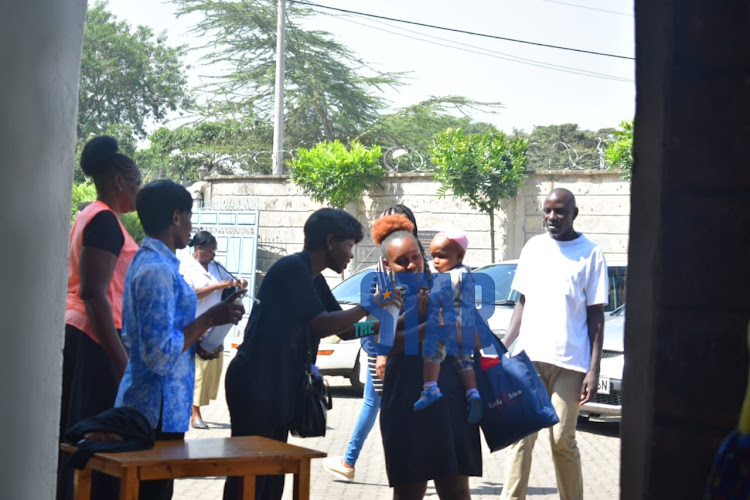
[[344, 365, 381, 466]]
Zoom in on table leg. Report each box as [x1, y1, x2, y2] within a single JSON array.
[[74, 468, 92, 500], [242, 474, 256, 500], [293, 459, 311, 500], [119, 467, 140, 500]]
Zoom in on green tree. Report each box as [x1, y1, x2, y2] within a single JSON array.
[[430, 129, 528, 262], [516, 123, 614, 171], [288, 140, 384, 209], [605, 119, 634, 180], [356, 96, 501, 171], [71, 182, 98, 222], [139, 117, 274, 181], [78, 2, 191, 142], [120, 213, 147, 245], [173, 0, 399, 148]]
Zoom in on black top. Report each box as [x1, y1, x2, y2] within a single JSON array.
[[231, 252, 341, 427], [82, 210, 124, 256]]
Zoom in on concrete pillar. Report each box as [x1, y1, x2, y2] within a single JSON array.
[[623, 1, 750, 497], [0, 1, 86, 498]]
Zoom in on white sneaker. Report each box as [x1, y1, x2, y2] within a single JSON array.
[[322, 456, 355, 481]]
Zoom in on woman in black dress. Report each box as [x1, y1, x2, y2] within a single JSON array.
[[372, 214, 482, 500], [223, 208, 379, 500]]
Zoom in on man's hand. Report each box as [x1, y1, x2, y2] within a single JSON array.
[[579, 370, 599, 406]]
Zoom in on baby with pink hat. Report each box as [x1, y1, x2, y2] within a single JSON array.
[[414, 226, 483, 425]]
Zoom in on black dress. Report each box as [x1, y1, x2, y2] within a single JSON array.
[[223, 252, 340, 500], [380, 351, 483, 487]]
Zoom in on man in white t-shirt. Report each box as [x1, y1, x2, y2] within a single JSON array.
[[500, 188, 608, 500]]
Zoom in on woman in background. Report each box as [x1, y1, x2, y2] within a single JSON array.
[[180, 230, 247, 430], [58, 135, 141, 500]]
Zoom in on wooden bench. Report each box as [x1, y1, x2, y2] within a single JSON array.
[[60, 436, 326, 500]]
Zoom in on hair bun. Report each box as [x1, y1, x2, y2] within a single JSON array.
[[80, 135, 119, 177], [371, 214, 414, 245]]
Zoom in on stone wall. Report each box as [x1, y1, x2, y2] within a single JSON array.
[[195, 169, 629, 286]]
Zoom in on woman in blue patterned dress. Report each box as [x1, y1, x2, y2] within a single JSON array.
[[115, 180, 246, 500]]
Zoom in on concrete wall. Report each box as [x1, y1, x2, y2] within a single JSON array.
[[197, 169, 629, 286], [0, 1, 86, 498]]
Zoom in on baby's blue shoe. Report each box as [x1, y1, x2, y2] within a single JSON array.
[[414, 386, 443, 411], [467, 394, 484, 424]]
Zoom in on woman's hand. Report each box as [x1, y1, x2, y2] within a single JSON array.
[[375, 355, 388, 380], [196, 343, 224, 360], [205, 289, 247, 326], [417, 288, 430, 317], [217, 280, 232, 290], [374, 286, 404, 310]]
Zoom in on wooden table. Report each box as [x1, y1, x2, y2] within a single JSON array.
[[60, 436, 326, 500]]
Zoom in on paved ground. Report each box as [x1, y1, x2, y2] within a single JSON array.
[[176, 352, 620, 499]]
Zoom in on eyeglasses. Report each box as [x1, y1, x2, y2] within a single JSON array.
[[124, 176, 142, 186]]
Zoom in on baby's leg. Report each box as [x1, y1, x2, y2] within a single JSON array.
[[455, 354, 477, 390], [414, 343, 446, 411], [423, 360, 441, 386], [423, 341, 447, 384], [454, 355, 483, 424]]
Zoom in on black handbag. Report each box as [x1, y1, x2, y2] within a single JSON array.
[[290, 334, 333, 438]]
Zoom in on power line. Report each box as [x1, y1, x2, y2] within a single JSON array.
[[543, 0, 633, 17], [331, 14, 632, 83], [288, 0, 635, 61]]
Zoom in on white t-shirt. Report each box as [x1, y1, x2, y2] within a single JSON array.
[[179, 256, 233, 317], [511, 233, 609, 373]]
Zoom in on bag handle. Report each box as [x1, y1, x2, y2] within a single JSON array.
[[213, 260, 240, 284]]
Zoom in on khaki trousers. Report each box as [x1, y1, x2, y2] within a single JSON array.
[[501, 362, 585, 500]]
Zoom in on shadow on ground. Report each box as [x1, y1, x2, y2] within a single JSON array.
[[577, 419, 620, 438]]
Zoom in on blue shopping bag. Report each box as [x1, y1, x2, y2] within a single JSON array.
[[475, 334, 559, 452]]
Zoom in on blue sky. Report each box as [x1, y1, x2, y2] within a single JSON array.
[[106, 0, 635, 134]]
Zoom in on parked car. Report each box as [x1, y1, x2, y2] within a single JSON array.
[[316, 268, 374, 395], [318, 259, 627, 416], [581, 303, 625, 420]]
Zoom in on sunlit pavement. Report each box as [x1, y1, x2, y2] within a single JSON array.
[[175, 352, 620, 499]]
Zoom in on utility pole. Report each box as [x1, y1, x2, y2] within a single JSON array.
[[272, 0, 286, 174]]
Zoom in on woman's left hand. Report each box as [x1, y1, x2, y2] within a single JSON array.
[[196, 344, 223, 360]]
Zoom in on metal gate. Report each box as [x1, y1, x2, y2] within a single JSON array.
[[177, 208, 260, 350]]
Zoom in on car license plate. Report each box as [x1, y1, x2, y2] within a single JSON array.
[[598, 378, 611, 395]]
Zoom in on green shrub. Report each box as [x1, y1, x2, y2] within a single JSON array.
[[288, 140, 385, 209]]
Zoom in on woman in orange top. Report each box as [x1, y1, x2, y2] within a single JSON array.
[[57, 136, 141, 500]]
